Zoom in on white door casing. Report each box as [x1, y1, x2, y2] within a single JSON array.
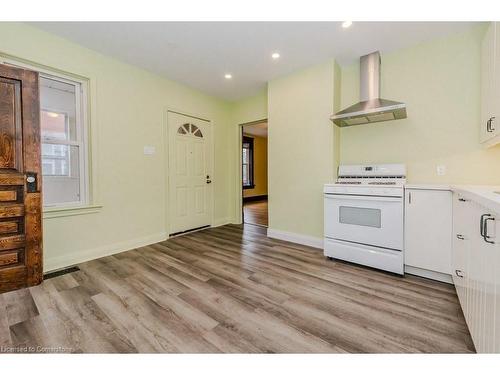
[[168, 111, 212, 234]]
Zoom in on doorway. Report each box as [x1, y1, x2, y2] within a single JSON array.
[[167, 111, 213, 235], [241, 120, 268, 227]]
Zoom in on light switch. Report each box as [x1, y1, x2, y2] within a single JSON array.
[[143, 146, 156, 155], [436, 165, 447, 176]]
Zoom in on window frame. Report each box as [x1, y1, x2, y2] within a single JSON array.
[[242, 136, 255, 189], [0, 57, 90, 209]]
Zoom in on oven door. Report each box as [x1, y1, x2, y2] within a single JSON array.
[[324, 193, 403, 250]]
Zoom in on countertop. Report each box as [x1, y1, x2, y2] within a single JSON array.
[[452, 185, 500, 214], [405, 184, 500, 214], [405, 184, 451, 191]]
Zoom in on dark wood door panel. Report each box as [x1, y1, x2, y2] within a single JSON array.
[[0, 250, 20, 267], [0, 64, 42, 293], [0, 190, 18, 202], [0, 220, 19, 235], [0, 77, 22, 171]]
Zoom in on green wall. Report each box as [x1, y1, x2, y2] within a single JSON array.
[[268, 60, 341, 239]]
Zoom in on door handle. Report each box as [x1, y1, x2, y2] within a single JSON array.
[[206, 175, 212, 184], [26, 172, 38, 193], [456, 234, 465, 240], [487, 117, 496, 132], [455, 270, 464, 278], [483, 215, 496, 244], [480, 214, 488, 237]]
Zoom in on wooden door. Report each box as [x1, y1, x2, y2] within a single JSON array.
[[0, 64, 43, 293], [168, 111, 212, 235]]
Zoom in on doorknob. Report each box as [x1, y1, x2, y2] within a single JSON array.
[[26, 172, 38, 193]]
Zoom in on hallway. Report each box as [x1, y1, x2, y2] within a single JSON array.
[[243, 199, 268, 227]]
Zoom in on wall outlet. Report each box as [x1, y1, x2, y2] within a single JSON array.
[[436, 165, 447, 176], [143, 146, 156, 155]]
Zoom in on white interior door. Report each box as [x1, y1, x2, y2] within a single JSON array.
[[168, 112, 212, 234]]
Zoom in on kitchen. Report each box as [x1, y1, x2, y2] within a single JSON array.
[[1, 8, 500, 372], [323, 26, 500, 354]]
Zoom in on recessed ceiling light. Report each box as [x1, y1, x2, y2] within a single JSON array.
[[271, 52, 280, 59], [342, 21, 353, 29], [224, 73, 232, 79]]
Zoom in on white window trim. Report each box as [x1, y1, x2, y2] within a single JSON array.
[[0, 56, 94, 212]]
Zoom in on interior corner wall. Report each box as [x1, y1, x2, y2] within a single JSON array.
[[229, 89, 269, 223], [268, 60, 340, 239], [333, 60, 342, 179]]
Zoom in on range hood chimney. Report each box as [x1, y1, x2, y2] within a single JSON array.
[[331, 51, 407, 127]]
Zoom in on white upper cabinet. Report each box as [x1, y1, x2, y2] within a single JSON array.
[[481, 22, 500, 146], [404, 188, 452, 276]]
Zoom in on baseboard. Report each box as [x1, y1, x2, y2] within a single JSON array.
[[404, 265, 453, 284], [213, 217, 231, 227], [243, 195, 268, 203], [267, 228, 323, 249], [44, 231, 168, 272]]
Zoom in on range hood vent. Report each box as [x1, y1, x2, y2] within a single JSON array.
[[331, 51, 407, 127]]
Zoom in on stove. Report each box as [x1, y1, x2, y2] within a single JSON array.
[[323, 164, 406, 275]]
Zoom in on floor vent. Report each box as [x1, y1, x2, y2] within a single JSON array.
[[43, 266, 81, 280]]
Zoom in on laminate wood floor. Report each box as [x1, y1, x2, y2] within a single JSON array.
[[243, 200, 268, 226], [0, 224, 474, 353]]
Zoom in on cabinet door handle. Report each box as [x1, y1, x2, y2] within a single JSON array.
[[455, 270, 464, 278], [456, 234, 465, 240], [408, 192, 412, 204], [484, 216, 496, 244], [480, 214, 488, 237], [487, 116, 496, 132], [458, 197, 467, 202]]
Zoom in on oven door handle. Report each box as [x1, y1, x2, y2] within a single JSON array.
[[324, 194, 402, 202]]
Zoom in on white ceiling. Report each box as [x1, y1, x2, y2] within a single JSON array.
[[243, 122, 268, 138], [30, 22, 478, 101]]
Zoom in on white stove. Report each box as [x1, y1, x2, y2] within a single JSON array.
[[323, 164, 406, 275]]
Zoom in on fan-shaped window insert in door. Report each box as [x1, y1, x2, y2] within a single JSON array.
[[177, 123, 203, 138]]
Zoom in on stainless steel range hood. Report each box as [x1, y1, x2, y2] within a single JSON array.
[[331, 51, 407, 127]]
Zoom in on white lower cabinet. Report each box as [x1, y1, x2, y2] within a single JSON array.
[[451, 192, 499, 353], [404, 188, 452, 281]]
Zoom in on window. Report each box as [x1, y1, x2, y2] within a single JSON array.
[[39, 75, 88, 207], [177, 123, 203, 137], [242, 136, 254, 189], [1, 57, 91, 212]]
